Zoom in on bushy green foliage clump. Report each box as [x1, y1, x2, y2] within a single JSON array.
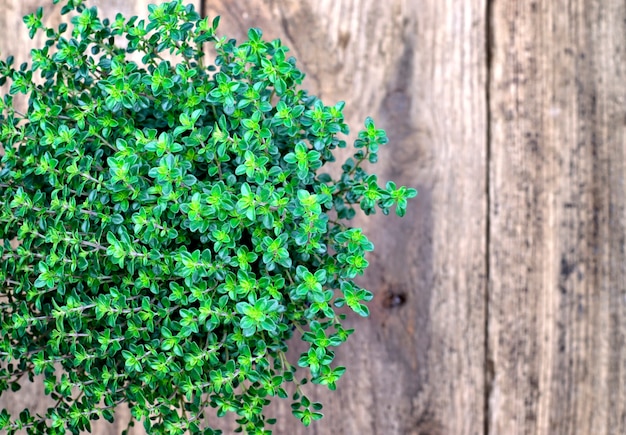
[[0, 1, 416, 433]]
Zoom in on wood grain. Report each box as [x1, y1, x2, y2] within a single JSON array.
[[5, 0, 625, 434], [488, 0, 626, 433]]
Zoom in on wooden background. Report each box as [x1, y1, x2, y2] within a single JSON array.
[[1, 0, 625, 434]]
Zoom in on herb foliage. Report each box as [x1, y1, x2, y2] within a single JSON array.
[[0, 1, 416, 433]]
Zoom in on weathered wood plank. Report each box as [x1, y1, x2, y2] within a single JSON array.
[[489, 0, 626, 433], [206, 1, 488, 434]]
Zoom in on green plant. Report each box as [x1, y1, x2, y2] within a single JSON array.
[[0, 1, 416, 433]]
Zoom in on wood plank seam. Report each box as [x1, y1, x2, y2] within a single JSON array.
[[485, 1, 495, 434]]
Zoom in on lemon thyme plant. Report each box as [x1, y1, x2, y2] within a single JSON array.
[[0, 1, 416, 434]]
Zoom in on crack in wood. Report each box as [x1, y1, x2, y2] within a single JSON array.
[[485, 0, 495, 434]]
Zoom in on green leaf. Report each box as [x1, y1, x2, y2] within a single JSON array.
[[0, 3, 417, 431]]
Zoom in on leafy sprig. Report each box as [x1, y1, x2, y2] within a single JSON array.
[[0, 1, 416, 434]]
